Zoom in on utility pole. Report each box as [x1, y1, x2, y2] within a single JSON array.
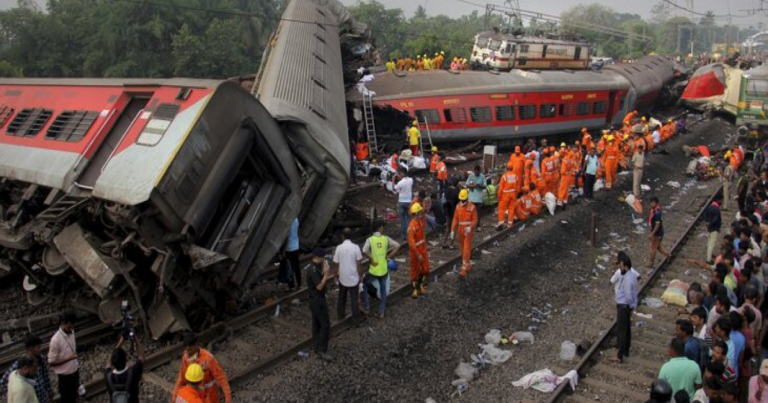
[[677, 23, 682, 54]]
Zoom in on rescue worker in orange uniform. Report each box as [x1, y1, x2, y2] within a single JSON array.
[[643, 129, 655, 153], [172, 333, 232, 403], [416, 56, 424, 70], [726, 151, 739, 171], [396, 58, 405, 71], [175, 364, 206, 403], [530, 184, 543, 215], [557, 148, 573, 208], [571, 142, 582, 188], [581, 128, 593, 151], [436, 153, 448, 195], [515, 186, 533, 221], [603, 135, 620, 190], [523, 153, 535, 189], [620, 134, 633, 170], [507, 146, 526, 185], [429, 146, 439, 174], [408, 203, 429, 298], [623, 110, 638, 126], [541, 149, 555, 195], [733, 146, 744, 168], [451, 190, 477, 277], [497, 163, 520, 229], [596, 132, 607, 179]]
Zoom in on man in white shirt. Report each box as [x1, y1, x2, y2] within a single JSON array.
[[652, 127, 662, 145], [395, 171, 414, 241], [7, 357, 38, 403], [610, 251, 639, 363], [334, 228, 363, 323], [47, 312, 79, 403]]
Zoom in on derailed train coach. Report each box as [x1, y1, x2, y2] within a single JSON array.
[[0, 0, 360, 338]]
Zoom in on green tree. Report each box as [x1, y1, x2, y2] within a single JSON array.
[[0, 61, 23, 77]]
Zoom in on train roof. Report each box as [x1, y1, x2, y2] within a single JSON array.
[[0, 78, 224, 88], [348, 69, 628, 102], [475, 31, 589, 46], [744, 64, 768, 78]]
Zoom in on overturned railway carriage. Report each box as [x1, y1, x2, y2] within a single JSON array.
[[0, 79, 303, 337], [0, 0, 358, 338], [351, 55, 675, 144]]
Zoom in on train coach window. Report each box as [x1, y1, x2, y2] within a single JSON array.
[[470, 107, 493, 123], [576, 102, 590, 116], [746, 79, 768, 96], [518, 105, 536, 120], [539, 104, 556, 118], [0, 106, 13, 128], [415, 109, 441, 125], [443, 108, 467, 124], [137, 103, 180, 146], [46, 110, 99, 142], [593, 101, 607, 114], [559, 103, 574, 117], [6, 108, 53, 137], [495, 105, 515, 121], [519, 44, 529, 54]]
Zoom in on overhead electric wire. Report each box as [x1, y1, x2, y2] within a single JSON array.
[[660, 0, 753, 19]]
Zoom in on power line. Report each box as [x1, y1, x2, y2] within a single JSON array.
[[660, 0, 753, 19]]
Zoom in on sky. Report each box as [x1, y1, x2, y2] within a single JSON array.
[[337, 0, 767, 28], [0, 0, 765, 27]]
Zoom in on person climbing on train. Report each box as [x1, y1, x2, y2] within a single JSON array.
[[497, 162, 520, 230], [407, 120, 421, 156], [174, 364, 206, 403], [604, 135, 620, 190], [623, 110, 638, 126], [172, 333, 231, 403], [508, 146, 526, 186], [515, 186, 533, 221], [408, 203, 429, 298], [452, 189, 477, 278]]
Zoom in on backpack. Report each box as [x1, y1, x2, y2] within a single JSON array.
[[106, 368, 133, 403]]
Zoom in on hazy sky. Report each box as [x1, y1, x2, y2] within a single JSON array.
[[1, 0, 765, 27]]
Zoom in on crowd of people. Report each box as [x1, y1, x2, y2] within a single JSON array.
[[384, 51, 472, 72], [0, 311, 233, 403], [609, 137, 768, 403]]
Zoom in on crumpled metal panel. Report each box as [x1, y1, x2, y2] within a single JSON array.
[[53, 223, 132, 298]]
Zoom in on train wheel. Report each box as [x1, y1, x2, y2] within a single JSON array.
[[23, 275, 51, 306]]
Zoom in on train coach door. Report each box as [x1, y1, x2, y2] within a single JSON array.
[[605, 91, 618, 125], [76, 96, 150, 189]]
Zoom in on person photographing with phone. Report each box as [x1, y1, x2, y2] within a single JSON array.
[[104, 334, 144, 403]]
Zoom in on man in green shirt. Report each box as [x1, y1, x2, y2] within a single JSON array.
[[659, 337, 702, 400], [361, 221, 401, 319]]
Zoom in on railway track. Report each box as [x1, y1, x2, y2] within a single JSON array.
[[548, 185, 728, 403]]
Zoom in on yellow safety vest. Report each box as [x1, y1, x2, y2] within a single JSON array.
[[408, 127, 420, 146], [368, 235, 389, 277]]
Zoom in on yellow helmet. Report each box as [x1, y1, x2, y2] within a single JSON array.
[[185, 363, 204, 383], [431, 146, 438, 152], [560, 142, 567, 148], [458, 189, 469, 201], [602, 129, 609, 135], [623, 134, 629, 140], [412, 120, 418, 126], [462, 58, 467, 62], [724, 151, 732, 160], [641, 117, 647, 122], [435, 53, 438, 56], [440, 51, 445, 55], [410, 203, 423, 214], [607, 135, 615, 141], [667, 118, 673, 123]]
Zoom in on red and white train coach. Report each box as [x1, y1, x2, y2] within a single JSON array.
[[352, 55, 676, 144]]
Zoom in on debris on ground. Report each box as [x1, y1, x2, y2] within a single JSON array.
[[512, 369, 579, 393], [666, 181, 681, 188], [560, 341, 576, 361], [643, 297, 665, 309]]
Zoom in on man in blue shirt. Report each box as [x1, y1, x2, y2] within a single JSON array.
[[610, 251, 638, 363], [582, 147, 599, 199], [0, 334, 53, 403], [280, 218, 301, 289], [466, 165, 486, 230], [714, 317, 744, 378]]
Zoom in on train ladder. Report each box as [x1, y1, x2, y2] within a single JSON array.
[[362, 94, 379, 154], [419, 117, 434, 156]]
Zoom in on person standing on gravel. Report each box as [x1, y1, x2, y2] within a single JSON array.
[[466, 165, 485, 230], [362, 221, 401, 318], [172, 332, 232, 403], [305, 248, 334, 362], [5, 356, 38, 403], [611, 252, 638, 363], [408, 203, 430, 298], [395, 171, 414, 241], [334, 228, 363, 323], [47, 311, 80, 403], [582, 146, 599, 200], [632, 143, 645, 198], [649, 197, 671, 268], [705, 196, 723, 264], [1, 334, 52, 403], [452, 189, 478, 278]]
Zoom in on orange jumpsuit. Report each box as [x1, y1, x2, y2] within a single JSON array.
[[452, 202, 478, 274], [515, 193, 533, 221], [596, 138, 607, 179], [523, 159, 534, 189], [604, 142, 620, 189], [541, 156, 556, 195], [530, 166, 542, 192], [396, 59, 405, 71], [408, 217, 429, 282], [436, 161, 448, 183], [643, 133, 654, 152], [530, 189, 543, 215], [734, 147, 744, 167], [557, 154, 572, 206], [582, 132, 593, 151], [497, 170, 520, 226], [570, 150, 581, 188], [172, 348, 231, 403], [623, 111, 638, 126], [176, 386, 206, 403], [429, 154, 439, 173], [507, 153, 526, 184]]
